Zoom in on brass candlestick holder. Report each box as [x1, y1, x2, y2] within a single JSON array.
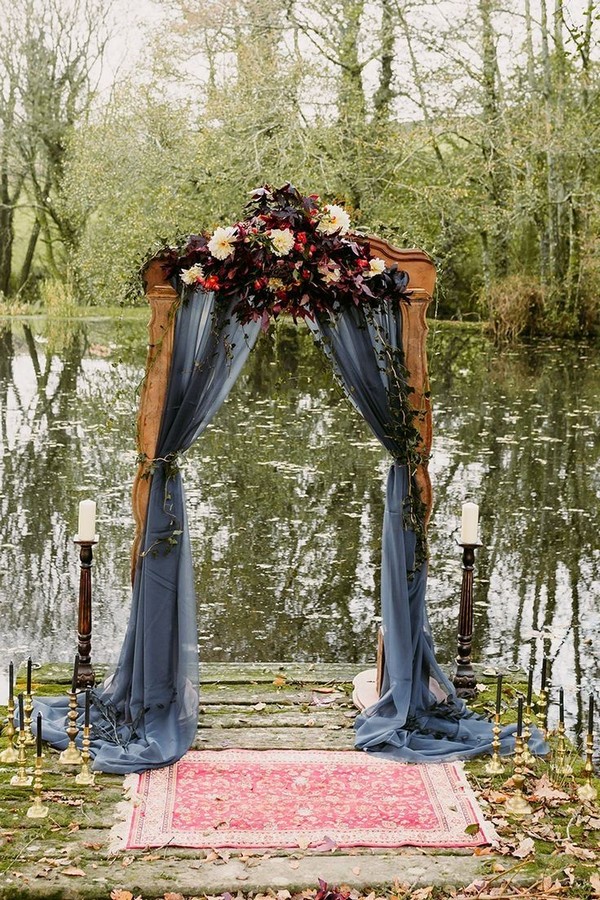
[[485, 713, 505, 774], [577, 733, 597, 802], [75, 725, 95, 786], [553, 720, 573, 776], [58, 691, 82, 765], [0, 698, 19, 763], [536, 688, 548, 741], [26, 755, 49, 819], [521, 704, 535, 766], [10, 729, 33, 786], [23, 692, 36, 747], [505, 733, 532, 817]]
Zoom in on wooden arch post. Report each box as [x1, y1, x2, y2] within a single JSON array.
[[131, 257, 179, 581], [364, 239, 436, 702]]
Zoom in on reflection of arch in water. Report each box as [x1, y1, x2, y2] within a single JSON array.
[[132, 238, 436, 683]]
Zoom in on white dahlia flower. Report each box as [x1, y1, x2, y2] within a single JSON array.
[[208, 226, 237, 260], [180, 263, 205, 285], [316, 204, 351, 236], [269, 228, 295, 256]]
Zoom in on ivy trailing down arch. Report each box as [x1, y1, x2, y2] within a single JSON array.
[[35, 185, 546, 772]]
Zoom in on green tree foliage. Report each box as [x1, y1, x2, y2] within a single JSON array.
[[0, 0, 113, 298], [11, 0, 600, 335]]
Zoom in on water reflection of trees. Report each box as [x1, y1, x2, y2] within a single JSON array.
[[427, 328, 600, 732], [186, 322, 385, 663], [0, 318, 146, 666], [0, 317, 598, 729]]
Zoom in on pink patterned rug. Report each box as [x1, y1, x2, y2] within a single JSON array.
[[117, 750, 496, 850]]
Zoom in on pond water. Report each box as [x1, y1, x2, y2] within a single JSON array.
[[0, 314, 598, 733]]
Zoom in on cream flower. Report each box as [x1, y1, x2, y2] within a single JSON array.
[[269, 228, 295, 256], [318, 263, 341, 284], [267, 277, 286, 292], [365, 256, 386, 278], [180, 263, 205, 285], [208, 226, 237, 260], [316, 204, 351, 236]]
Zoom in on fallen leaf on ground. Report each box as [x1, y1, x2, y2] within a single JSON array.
[[164, 893, 185, 900], [253, 702, 266, 711], [352, 866, 361, 875], [410, 887, 433, 900], [62, 867, 86, 877], [289, 861, 300, 870], [530, 774, 570, 802], [110, 891, 133, 900], [276, 890, 291, 900], [273, 676, 286, 686], [311, 691, 343, 706], [512, 837, 535, 858], [590, 873, 600, 896], [563, 841, 596, 860], [121, 856, 135, 868]]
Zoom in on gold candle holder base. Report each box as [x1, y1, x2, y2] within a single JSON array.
[[505, 783, 533, 817], [26, 757, 48, 819], [505, 734, 532, 818], [485, 713, 505, 775], [0, 698, 19, 763], [75, 726, 95, 786], [577, 732, 597, 802], [58, 691, 82, 765], [10, 732, 32, 787], [0, 745, 19, 764], [23, 693, 36, 747]]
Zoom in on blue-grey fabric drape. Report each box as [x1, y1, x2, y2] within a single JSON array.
[[34, 290, 261, 773], [307, 301, 546, 761]]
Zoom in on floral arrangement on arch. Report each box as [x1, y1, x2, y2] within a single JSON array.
[[167, 183, 411, 329]]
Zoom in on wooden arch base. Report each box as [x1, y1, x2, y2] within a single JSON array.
[[133, 241, 436, 701]]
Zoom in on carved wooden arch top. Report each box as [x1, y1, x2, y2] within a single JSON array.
[[131, 242, 436, 577]]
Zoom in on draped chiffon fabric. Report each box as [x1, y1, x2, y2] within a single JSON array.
[[34, 291, 261, 772], [307, 302, 546, 761]]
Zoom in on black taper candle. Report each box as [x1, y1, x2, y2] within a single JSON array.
[[18, 692, 25, 731], [517, 696, 523, 736], [71, 654, 79, 694], [559, 687, 564, 723], [589, 695, 594, 734], [8, 660, 13, 704], [541, 657, 547, 691], [36, 712, 42, 758], [526, 667, 533, 708], [84, 688, 91, 728], [495, 673, 503, 714], [26, 657, 32, 694]]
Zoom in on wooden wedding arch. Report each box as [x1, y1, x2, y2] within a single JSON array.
[[132, 238, 436, 694]]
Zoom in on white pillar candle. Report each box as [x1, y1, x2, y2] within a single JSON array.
[[77, 500, 97, 541], [461, 501, 479, 544]]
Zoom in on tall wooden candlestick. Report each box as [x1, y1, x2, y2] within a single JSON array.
[[74, 538, 98, 688], [451, 542, 482, 698]]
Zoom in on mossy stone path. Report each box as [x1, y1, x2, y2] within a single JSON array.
[[1, 663, 598, 899]]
